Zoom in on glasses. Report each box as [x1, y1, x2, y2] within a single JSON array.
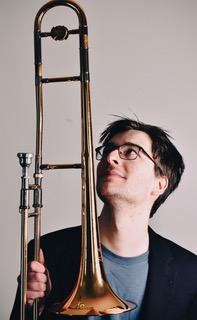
[[95, 142, 163, 174]]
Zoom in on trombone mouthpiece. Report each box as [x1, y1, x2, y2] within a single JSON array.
[[17, 153, 33, 168]]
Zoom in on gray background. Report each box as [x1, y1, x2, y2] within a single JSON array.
[[1, 0, 196, 318]]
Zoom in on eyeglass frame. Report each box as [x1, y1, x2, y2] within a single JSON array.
[[95, 142, 164, 175]]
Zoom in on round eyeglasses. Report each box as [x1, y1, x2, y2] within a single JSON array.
[[95, 143, 163, 174]]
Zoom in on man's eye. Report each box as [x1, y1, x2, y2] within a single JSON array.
[[124, 147, 137, 155]]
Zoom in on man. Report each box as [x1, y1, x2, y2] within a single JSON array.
[[10, 117, 197, 320]]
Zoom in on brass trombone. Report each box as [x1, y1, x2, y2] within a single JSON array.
[[17, 0, 136, 318]]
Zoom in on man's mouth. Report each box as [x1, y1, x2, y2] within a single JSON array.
[[103, 170, 125, 179]]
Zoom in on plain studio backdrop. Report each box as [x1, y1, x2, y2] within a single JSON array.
[[1, 0, 196, 318]]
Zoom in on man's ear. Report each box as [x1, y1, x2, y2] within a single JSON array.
[[152, 175, 168, 197]]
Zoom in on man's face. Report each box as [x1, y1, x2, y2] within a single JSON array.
[[96, 129, 164, 208]]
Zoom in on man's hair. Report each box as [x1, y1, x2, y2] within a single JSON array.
[[99, 117, 185, 217]]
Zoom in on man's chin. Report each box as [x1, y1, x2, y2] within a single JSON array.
[[97, 187, 121, 203]]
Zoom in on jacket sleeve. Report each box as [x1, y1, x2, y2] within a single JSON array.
[[10, 286, 20, 320], [9, 287, 35, 320]]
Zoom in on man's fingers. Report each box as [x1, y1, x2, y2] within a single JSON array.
[[27, 281, 47, 292], [45, 267, 52, 293], [28, 261, 45, 273], [27, 272, 47, 283], [26, 298, 34, 307], [26, 290, 45, 300]]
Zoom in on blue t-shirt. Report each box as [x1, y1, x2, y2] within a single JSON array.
[[87, 245, 149, 320]]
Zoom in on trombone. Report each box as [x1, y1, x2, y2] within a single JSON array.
[[17, 0, 136, 319]]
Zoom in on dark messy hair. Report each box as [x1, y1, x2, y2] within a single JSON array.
[[99, 117, 185, 217]]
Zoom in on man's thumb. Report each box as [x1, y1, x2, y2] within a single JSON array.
[[39, 248, 52, 293], [38, 248, 45, 265]]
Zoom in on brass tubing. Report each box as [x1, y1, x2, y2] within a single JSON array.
[[17, 153, 33, 320], [20, 209, 28, 320], [40, 28, 79, 38], [33, 210, 41, 320], [42, 76, 80, 83], [41, 163, 82, 170]]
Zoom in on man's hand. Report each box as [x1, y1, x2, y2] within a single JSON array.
[[18, 249, 52, 312]]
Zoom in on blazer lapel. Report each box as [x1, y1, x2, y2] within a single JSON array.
[[140, 228, 176, 320]]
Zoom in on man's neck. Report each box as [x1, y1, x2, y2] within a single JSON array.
[[99, 203, 150, 257]]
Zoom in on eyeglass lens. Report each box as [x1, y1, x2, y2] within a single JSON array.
[[97, 144, 140, 160]]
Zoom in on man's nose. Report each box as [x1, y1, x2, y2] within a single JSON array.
[[106, 149, 120, 165]]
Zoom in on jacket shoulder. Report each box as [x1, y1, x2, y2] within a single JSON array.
[[40, 225, 81, 244], [149, 227, 197, 265], [28, 225, 82, 260]]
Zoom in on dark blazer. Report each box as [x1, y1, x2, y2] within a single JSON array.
[[10, 226, 197, 320]]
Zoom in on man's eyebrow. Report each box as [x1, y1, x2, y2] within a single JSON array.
[[124, 142, 138, 146], [107, 142, 137, 146]]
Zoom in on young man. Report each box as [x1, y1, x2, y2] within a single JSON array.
[[10, 118, 197, 320]]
